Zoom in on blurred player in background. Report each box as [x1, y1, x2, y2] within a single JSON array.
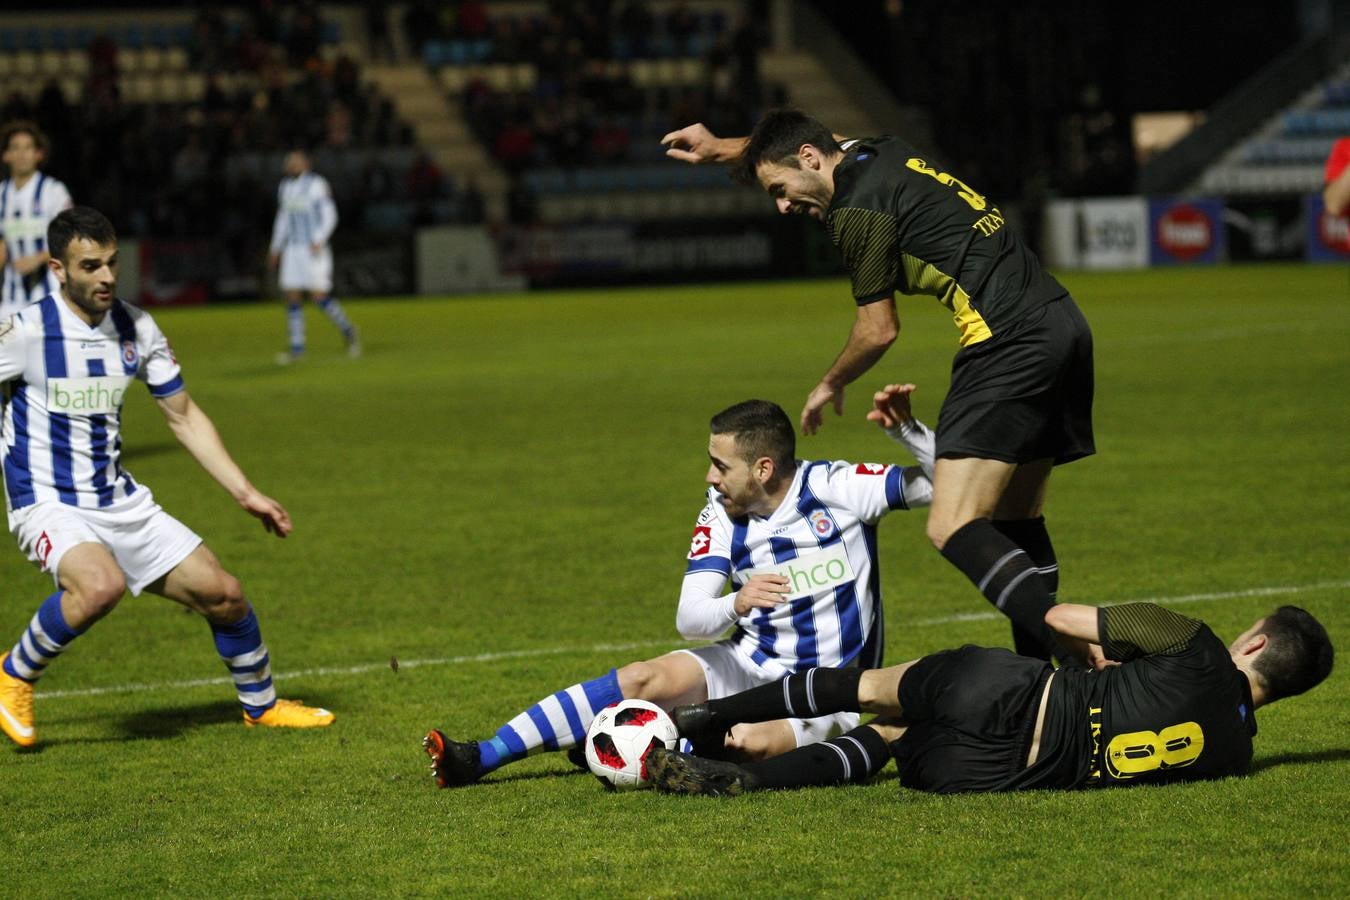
[[663, 110, 1093, 665], [1325, 136, 1350, 219], [422, 385, 936, 787], [648, 602, 1333, 796], [0, 207, 334, 749], [0, 121, 73, 318], [268, 148, 360, 365]]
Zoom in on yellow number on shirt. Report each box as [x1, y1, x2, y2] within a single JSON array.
[[905, 158, 988, 211], [1104, 721, 1206, 779]]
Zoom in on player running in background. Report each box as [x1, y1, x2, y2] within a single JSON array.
[[0, 121, 73, 319], [267, 148, 360, 364], [662, 110, 1093, 665], [0, 207, 334, 748], [422, 385, 936, 787], [648, 603, 1333, 796]]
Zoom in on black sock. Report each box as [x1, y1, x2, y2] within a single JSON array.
[[993, 517, 1059, 660], [707, 667, 863, 726], [941, 518, 1061, 657], [743, 724, 893, 790]]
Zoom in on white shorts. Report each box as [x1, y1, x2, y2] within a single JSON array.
[[10, 489, 202, 596], [676, 642, 860, 747], [279, 244, 333, 293]]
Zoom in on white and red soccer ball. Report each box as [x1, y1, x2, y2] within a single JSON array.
[[584, 699, 679, 791]]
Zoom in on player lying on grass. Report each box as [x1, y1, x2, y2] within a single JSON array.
[[423, 386, 935, 787], [645, 602, 1333, 796], [0, 207, 333, 749]]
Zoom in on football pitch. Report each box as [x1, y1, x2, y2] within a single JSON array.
[[1, 264, 1346, 896]]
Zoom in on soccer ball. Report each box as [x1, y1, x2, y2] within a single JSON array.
[[584, 699, 680, 791]]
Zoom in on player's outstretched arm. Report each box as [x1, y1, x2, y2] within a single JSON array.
[[802, 300, 899, 435], [661, 124, 749, 165], [156, 390, 292, 537]]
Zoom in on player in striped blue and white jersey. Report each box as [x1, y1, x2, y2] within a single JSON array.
[[0, 207, 334, 748], [0, 121, 73, 319], [267, 149, 360, 364], [422, 387, 935, 788]]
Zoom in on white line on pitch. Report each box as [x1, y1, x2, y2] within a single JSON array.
[[33, 579, 1349, 702]]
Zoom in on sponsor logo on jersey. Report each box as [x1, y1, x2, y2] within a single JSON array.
[[854, 462, 887, 476], [808, 508, 836, 539], [743, 543, 856, 600], [1155, 204, 1213, 261], [46, 376, 133, 415], [696, 505, 715, 525], [121, 341, 138, 368], [36, 531, 53, 567], [688, 525, 712, 558]]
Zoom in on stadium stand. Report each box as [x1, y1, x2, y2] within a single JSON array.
[[1197, 60, 1350, 195]]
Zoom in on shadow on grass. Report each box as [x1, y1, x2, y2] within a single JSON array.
[[1250, 747, 1350, 774], [37, 694, 345, 747]]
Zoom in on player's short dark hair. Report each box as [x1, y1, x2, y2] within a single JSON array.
[[709, 400, 796, 470], [1, 119, 50, 155], [732, 108, 841, 185], [1251, 605, 1333, 702], [48, 206, 117, 262]]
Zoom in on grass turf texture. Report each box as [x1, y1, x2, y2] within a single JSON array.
[[1, 263, 1346, 897]]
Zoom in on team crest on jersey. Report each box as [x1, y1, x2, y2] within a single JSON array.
[[809, 509, 836, 539], [688, 526, 712, 558], [121, 341, 138, 368], [855, 463, 887, 476]]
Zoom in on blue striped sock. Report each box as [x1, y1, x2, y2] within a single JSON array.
[[287, 302, 305, 354], [3, 591, 81, 683], [477, 668, 623, 774], [317, 296, 355, 339], [210, 606, 276, 718]]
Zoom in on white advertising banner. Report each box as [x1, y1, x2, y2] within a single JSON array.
[[1042, 199, 1150, 270]]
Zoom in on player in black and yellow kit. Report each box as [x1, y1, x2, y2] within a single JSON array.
[[663, 111, 1091, 662], [645, 602, 1333, 796]]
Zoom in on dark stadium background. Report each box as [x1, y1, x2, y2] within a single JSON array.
[[1, 0, 1348, 301]]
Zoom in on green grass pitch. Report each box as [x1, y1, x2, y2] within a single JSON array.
[[1, 264, 1346, 896]]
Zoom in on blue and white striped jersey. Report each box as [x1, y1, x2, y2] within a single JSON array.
[[0, 174, 73, 313], [681, 437, 933, 677], [0, 295, 183, 519], [268, 172, 338, 252]]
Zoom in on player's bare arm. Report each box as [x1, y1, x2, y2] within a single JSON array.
[[13, 250, 50, 276], [661, 124, 749, 164], [662, 124, 851, 165], [801, 298, 900, 435], [1325, 164, 1350, 216], [156, 389, 292, 537], [1044, 604, 1115, 669]]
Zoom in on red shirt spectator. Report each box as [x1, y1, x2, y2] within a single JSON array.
[[1325, 137, 1350, 250]]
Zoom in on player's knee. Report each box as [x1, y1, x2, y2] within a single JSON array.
[[196, 571, 247, 622], [926, 518, 952, 551], [723, 727, 778, 761], [617, 660, 660, 698], [71, 569, 128, 617]]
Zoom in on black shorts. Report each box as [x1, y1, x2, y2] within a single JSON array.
[[893, 646, 1052, 794], [936, 296, 1095, 465]]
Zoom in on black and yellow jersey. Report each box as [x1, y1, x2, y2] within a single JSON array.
[[827, 137, 1067, 347], [1021, 603, 1257, 790]]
